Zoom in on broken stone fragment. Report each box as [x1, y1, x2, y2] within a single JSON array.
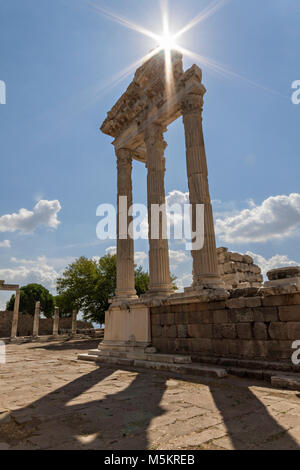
[[267, 267, 300, 281]]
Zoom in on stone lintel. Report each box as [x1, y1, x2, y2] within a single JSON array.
[[0, 283, 19, 292]]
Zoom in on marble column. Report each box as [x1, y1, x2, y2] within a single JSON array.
[[71, 309, 77, 336], [33, 301, 40, 338], [53, 307, 59, 336], [114, 148, 137, 300], [11, 289, 20, 338], [182, 92, 223, 290], [144, 123, 173, 296]]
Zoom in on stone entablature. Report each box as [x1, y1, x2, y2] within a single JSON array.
[[101, 52, 203, 160]]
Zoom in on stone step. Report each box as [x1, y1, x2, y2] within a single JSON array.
[[78, 353, 227, 379], [88, 349, 191, 364], [222, 365, 300, 389], [271, 375, 300, 392], [196, 356, 299, 374]]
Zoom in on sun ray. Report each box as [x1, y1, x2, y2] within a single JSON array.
[[160, 0, 174, 99], [177, 46, 288, 99], [82, 47, 163, 110], [85, 0, 160, 41], [174, 0, 230, 40]]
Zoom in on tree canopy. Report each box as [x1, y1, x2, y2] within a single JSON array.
[[57, 254, 151, 324], [57, 254, 177, 324], [6, 283, 54, 318]]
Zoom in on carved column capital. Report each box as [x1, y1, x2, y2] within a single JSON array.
[[181, 93, 204, 116], [144, 123, 167, 149], [115, 148, 133, 167]]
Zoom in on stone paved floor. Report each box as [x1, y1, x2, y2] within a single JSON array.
[[0, 339, 300, 450]]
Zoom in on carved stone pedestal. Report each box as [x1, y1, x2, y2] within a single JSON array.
[[99, 300, 152, 352]]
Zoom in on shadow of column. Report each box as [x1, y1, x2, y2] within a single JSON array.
[[208, 379, 300, 450], [10, 366, 167, 450]]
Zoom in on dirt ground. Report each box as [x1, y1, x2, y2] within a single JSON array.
[[0, 339, 299, 450]]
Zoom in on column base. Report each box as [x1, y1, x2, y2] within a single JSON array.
[[143, 281, 174, 298], [114, 289, 138, 302], [186, 274, 226, 292]]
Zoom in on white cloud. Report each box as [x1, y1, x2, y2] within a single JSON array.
[[105, 246, 117, 255], [134, 251, 148, 267], [175, 273, 193, 292], [169, 250, 189, 269], [166, 190, 189, 206], [0, 200, 61, 234], [0, 240, 11, 248], [0, 256, 62, 291], [247, 251, 300, 278], [215, 193, 300, 243]]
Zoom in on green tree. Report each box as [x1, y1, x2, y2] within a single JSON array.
[[6, 283, 54, 318], [57, 254, 176, 324], [54, 293, 76, 318]]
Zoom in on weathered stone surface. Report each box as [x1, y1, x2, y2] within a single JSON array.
[[268, 323, 288, 340], [220, 324, 237, 339], [229, 308, 254, 323], [213, 310, 229, 324], [267, 267, 300, 281], [187, 324, 213, 339], [187, 310, 212, 324], [237, 323, 253, 340], [253, 307, 278, 322], [253, 323, 268, 340], [279, 305, 300, 322], [287, 322, 300, 340], [271, 375, 300, 391], [191, 338, 212, 353], [243, 255, 254, 264], [245, 297, 262, 308], [226, 298, 246, 309], [177, 325, 188, 338], [263, 293, 300, 307], [166, 325, 177, 338]]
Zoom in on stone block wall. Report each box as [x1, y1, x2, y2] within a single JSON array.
[[0, 311, 93, 338], [217, 248, 263, 289], [150, 290, 300, 369]]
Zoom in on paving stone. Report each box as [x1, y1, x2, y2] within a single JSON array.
[[1, 339, 300, 450]]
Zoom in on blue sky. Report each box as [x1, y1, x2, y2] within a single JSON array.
[[0, 0, 300, 308]]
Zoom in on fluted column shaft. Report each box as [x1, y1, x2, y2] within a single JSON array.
[[144, 124, 172, 295], [182, 93, 222, 289], [115, 148, 137, 299]]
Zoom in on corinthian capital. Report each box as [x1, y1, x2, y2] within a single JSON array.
[[144, 123, 167, 151], [181, 93, 204, 116], [115, 148, 133, 169]]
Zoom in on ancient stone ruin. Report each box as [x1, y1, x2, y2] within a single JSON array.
[[79, 51, 300, 380], [217, 248, 263, 290]]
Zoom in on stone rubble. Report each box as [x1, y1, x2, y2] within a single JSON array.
[[217, 247, 263, 290]]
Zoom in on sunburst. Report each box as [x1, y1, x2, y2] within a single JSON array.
[[84, 0, 286, 100]]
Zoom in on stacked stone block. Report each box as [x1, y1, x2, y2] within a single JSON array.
[[150, 290, 300, 369], [217, 247, 263, 289]]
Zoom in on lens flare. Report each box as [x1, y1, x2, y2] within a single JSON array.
[[80, 0, 286, 102]]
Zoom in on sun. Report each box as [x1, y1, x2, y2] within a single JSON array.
[[84, 0, 284, 101], [158, 32, 177, 52]]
